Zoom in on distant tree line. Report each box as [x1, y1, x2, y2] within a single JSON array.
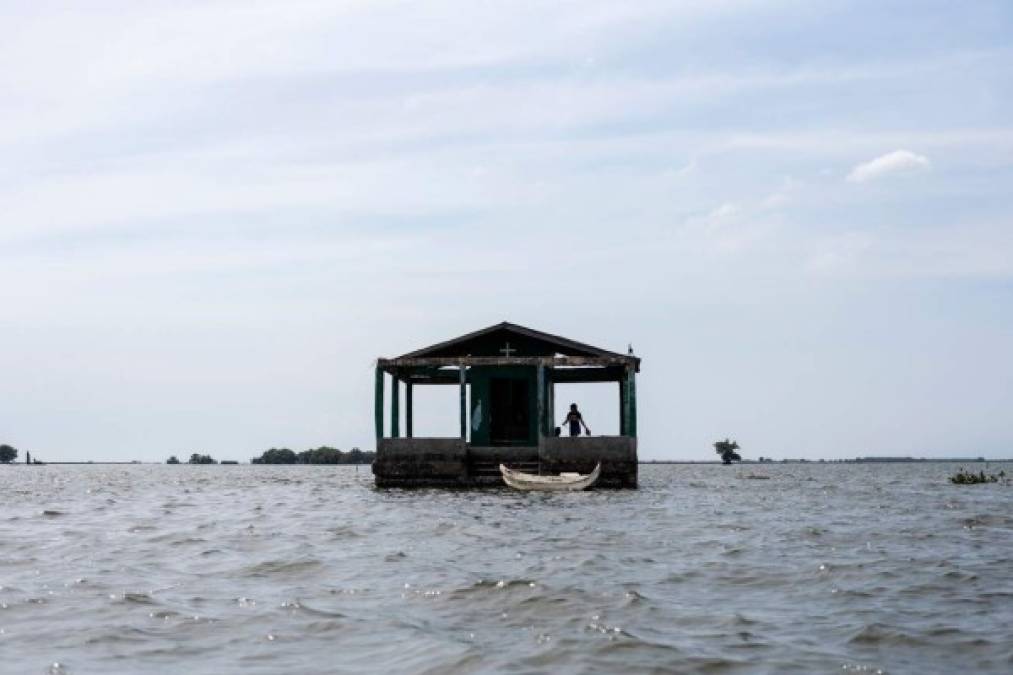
[[188, 453, 217, 464], [0, 444, 17, 463], [251, 446, 375, 465]]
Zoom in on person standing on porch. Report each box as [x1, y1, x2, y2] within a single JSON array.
[[562, 403, 591, 437]]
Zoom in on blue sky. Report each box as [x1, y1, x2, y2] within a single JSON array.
[[1, 1, 1011, 461]]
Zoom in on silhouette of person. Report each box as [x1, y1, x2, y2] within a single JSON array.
[[562, 403, 590, 437]]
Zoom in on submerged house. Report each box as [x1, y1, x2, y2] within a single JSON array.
[[372, 322, 640, 488]]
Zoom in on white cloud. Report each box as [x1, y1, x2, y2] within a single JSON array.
[[1, 1, 1012, 461], [846, 149, 931, 183], [708, 203, 739, 219], [760, 177, 797, 209]]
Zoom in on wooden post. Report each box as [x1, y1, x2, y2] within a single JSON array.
[[459, 365, 467, 440], [390, 372, 400, 438], [406, 381, 413, 438], [536, 365, 545, 439], [374, 365, 384, 440]]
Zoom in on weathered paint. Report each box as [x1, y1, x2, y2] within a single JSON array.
[[628, 367, 638, 437], [373, 438, 469, 488], [536, 365, 545, 439], [541, 436, 637, 488], [551, 366, 628, 383], [619, 378, 627, 436], [459, 365, 467, 440], [546, 372, 554, 439], [623, 365, 637, 438], [374, 365, 384, 440], [379, 355, 638, 370], [390, 373, 400, 438], [467, 365, 539, 446], [372, 436, 637, 488], [406, 382, 413, 438]]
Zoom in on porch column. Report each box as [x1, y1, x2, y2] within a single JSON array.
[[406, 381, 413, 438], [536, 364, 545, 438], [623, 365, 637, 437], [390, 373, 400, 438], [459, 365, 467, 440], [629, 367, 638, 437], [619, 376, 627, 436], [374, 365, 384, 440], [548, 378, 555, 435]]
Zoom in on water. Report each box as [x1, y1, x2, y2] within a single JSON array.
[[1, 463, 1010, 674]]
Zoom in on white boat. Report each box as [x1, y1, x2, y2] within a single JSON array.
[[499, 463, 601, 491]]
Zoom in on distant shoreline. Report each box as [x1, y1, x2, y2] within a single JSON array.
[[9, 461, 374, 466], [8, 458, 1010, 466], [641, 458, 1012, 464]]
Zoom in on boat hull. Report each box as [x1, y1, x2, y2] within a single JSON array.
[[499, 463, 601, 491]]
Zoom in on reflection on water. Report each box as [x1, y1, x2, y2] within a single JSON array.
[[1, 463, 1011, 674]]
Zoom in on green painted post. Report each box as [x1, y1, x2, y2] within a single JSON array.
[[619, 377, 628, 436], [374, 365, 384, 440], [547, 372, 555, 435], [619, 362, 636, 435], [536, 365, 545, 439], [459, 365, 467, 440], [622, 367, 634, 438], [406, 381, 413, 439], [628, 368, 636, 435], [390, 373, 400, 438]]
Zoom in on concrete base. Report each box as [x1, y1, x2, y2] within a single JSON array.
[[541, 436, 638, 488], [373, 436, 637, 488], [371, 438, 470, 488]]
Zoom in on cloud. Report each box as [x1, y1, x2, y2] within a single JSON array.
[[846, 150, 931, 183], [760, 177, 797, 209], [2, 1, 1012, 461], [708, 203, 739, 219]]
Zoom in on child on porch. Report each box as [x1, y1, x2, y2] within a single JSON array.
[[562, 403, 591, 437]]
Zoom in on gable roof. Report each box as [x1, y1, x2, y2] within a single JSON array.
[[398, 321, 635, 361]]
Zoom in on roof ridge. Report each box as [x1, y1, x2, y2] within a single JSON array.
[[396, 322, 633, 361]]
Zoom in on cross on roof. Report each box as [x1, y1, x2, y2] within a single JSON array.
[[499, 342, 516, 357]]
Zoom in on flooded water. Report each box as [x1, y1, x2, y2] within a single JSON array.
[[1, 463, 1011, 674]]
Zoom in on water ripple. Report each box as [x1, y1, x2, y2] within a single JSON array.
[[0, 462, 1009, 674]]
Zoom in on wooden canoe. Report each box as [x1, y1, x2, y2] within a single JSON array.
[[499, 463, 601, 491]]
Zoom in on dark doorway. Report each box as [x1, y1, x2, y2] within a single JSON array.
[[490, 377, 530, 445]]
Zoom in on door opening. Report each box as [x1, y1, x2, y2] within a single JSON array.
[[489, 377, 530, 445]]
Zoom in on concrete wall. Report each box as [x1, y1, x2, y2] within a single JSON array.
[[467, 445, 539, 463], [541, 436, 638, 488], [372, 438, 469, 488], [374, 435, 638, 488]]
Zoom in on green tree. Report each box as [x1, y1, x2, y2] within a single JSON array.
[[166, 455, 180, 464], [252, 448, 298, 464], [0, 444, 17, 463], [714, 439, 742, 465], [251, 446, 375, 464], [300, 446, 344, 464], [188, 453, 217, 464]]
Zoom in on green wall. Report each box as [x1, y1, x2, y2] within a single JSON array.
[[469, 365, 538, 446]]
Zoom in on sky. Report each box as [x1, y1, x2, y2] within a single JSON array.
[[1, 0, 1011, 462]]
